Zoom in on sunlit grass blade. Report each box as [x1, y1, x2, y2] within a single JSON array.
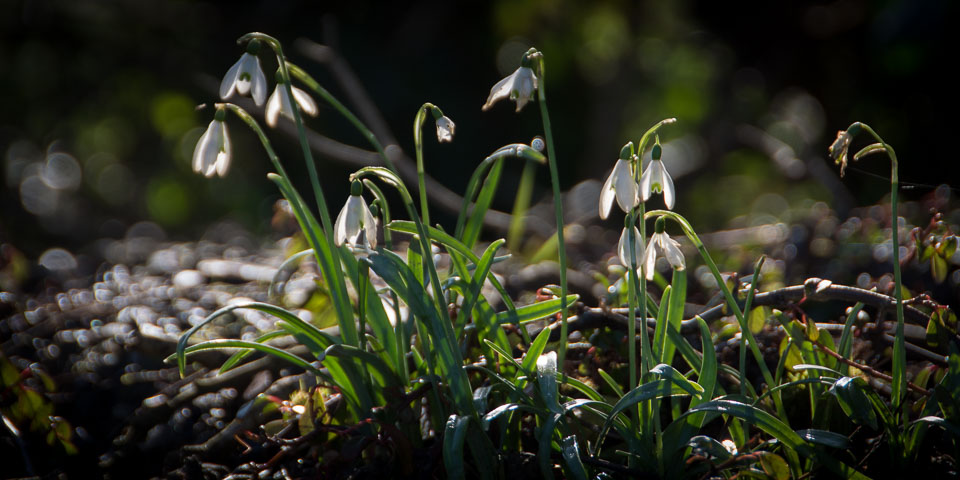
[[268, 173, 358, 346], [176, 339, 325, 378], [218, 330, 289, 374], [660, 269, 686, 367], [175, 301, 335, 377], [462, 158, 504, 249], [340, 249, 401, 373], [497, 294, 578, 326], [838, 302, 865, 376], [597, 368, 624, 399]]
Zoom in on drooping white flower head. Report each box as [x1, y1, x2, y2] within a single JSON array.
[[643, 217, 685, 280], [265, 72, 319, 128], [435, 115, 455, 143], [334, 181, 378, 249], [192, 107, 231, 178], [639, 144, 675, 210], [482, 53, 539, 113], [220, 40, 268, 107], [617, 225, 644, 269], [600, 142, 639, 220]]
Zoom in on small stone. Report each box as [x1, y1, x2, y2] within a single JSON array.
[[173, 270, 206, 290]]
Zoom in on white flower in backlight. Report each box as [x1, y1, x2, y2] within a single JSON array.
[[599, 159, 638, 220], [435, 115, 455, 143], [482, 66, 538, 113], [639, 157, 675, 210], [192, 113, 231, 178], [265, 79, 319, 128], [334, 181, 378, 249], [617, 226, 644, 269], [643, 218, 685, 280], [220, 40, 268, 106]]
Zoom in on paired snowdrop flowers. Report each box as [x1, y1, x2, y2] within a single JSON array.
[[482, 52, 539, 113], [192, 107, 231, 178], [266, 70, 319, 128], [334, 180, 378, 250], [639, 144, 675, 210], [644, 216, 685, 280], [220, 40, 268, 107]]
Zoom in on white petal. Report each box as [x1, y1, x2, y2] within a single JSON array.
[[513, 68, 538, 112], [265, 87, 282, 128], [279, 85, 296, 121], [192, 122, 214, 173], [612, 159, 638, 214], [334, 199, 352, 246], [202, 121, 225, 177], [643, 235, 658, 280], [292, 86, 318, 117], [599, 168, 617, 220], [618, 226, 643, 268], [482, 69, 517, 111], [361, 198, 378, 249], [639, 162, 653, 203], [249, 58, 268, 106], [661, 165, 675, 210], [662, 234, 685, 270], [219, 58, 242, 100]]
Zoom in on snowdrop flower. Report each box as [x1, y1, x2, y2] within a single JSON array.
[[192, 107, 231, 178], [220, 40, 268, 106], [265, 72, 319, 128], [829, 129, 853, 177], [482, 53, 538, 112], [435, 114, 455, 143], [644, 217, 685, 280], [334, 180, 378, 249], [600, 142, 639, 220], [617, 225, 644, 269], [639, 144, 675, 210]]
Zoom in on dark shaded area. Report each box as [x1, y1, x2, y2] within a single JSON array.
[[1, 0, 956, 260]]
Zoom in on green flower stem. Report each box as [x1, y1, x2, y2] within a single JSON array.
[[283, 62, 399, 174], [413, 103, 435, 228], [532, 50, 570, 368], [350, 167, 475, 417], [851, 122, 905, 409], [626, 211, 640, 396], [645, 210, 780, 406], [741, 256, 765, 397], [633, 118, 674, 379], [240, 34, 335, 241], [508, 160, 537, 251], [222, 102, 357, 346], [362, 179, 409, 381]]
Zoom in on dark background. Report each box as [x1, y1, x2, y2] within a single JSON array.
[[1, 0, 955, 266]]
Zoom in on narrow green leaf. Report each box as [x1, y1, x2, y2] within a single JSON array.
[[497, 295, 579, 326], [561, 435, 589, 480], [443, 415, 471, 480], [794, 429, 852, 449]]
